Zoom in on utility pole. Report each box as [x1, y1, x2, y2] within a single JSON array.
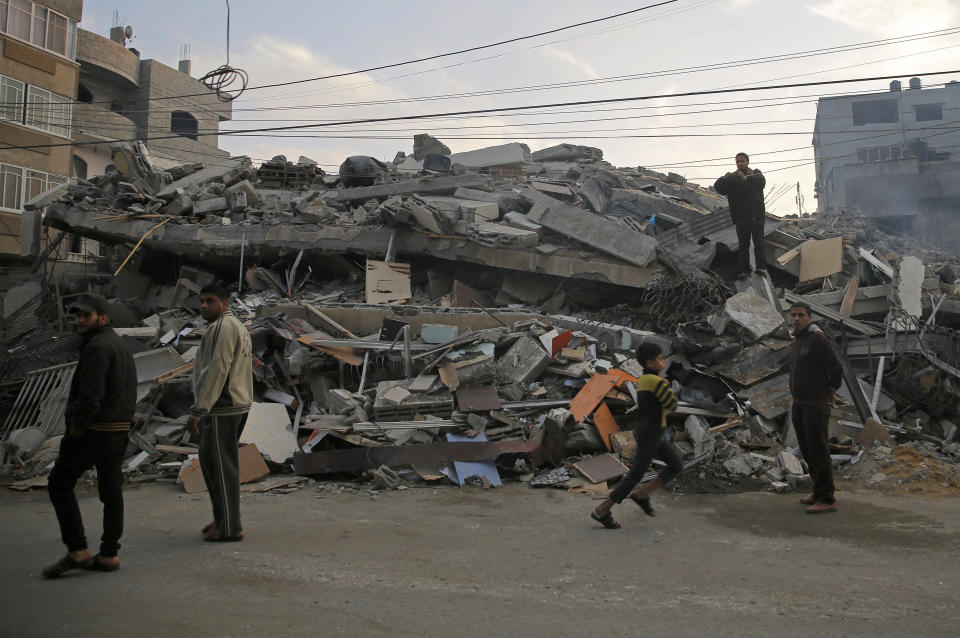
[[795, 182, 804, 216]]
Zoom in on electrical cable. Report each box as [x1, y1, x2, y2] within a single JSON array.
[[199, 0, 248, 102]]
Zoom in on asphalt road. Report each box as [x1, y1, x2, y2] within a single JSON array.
[[1, 481, 958, 637]]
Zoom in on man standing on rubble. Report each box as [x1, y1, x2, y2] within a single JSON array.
[[187, 284, 253, 542], [43, 294, 136, 577], [714, 152, 767, 277], [789, 301, 843, 514]]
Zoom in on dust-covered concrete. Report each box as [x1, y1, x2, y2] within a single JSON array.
[[1, 482, 959, 637]]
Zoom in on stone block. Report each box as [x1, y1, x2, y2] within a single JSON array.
[[723, 453, 763, 476], [496, 337, 552, 385], [193, 197, 228, 214], [777, 450, 805, 475]]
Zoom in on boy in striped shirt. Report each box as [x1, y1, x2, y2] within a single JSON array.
[[591, 343, 683, 529]]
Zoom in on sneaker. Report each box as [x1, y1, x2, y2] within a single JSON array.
[[799, 495, 816, 505]]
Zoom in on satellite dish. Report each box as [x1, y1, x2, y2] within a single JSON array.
[[124, 25, 133, 39]]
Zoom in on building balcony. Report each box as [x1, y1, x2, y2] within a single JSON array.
[[76, 29, 139, 89]]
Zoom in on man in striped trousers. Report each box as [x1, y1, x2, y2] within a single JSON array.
[[187, 284, 253, 542]]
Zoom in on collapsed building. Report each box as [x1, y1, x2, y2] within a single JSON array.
[[2, 134, 960, 498]]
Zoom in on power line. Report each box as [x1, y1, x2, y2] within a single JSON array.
[[8, 68, 959, 151]]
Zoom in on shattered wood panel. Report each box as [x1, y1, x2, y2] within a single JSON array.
[[592, 402, 620, 452], [366, 260, 412, 304], [569, 374, 618, 423], [293, 441, 542, 474]]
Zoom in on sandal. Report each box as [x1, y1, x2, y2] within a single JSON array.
[[82, 554, 119, 572], [202, 521, 218, 534], [203, 527, 244, 542], [42, 554, 93, 578], [630, 495, 657, 517], [590, 510, 621, 529]]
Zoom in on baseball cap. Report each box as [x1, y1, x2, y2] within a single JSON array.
[[68, 293, 109, 315]]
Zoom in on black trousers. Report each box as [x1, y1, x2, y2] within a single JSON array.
[[735, 217, 766, 272], [48, 430, 128, 557], [608, 427, 684, 504], [198, 413, 248, 536], [792, 403, 835, 504]]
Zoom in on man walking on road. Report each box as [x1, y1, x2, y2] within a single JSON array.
[[43, 294, 136, 577], [187, 284, 253, 542], [789, 302, 843, 514], [714, 152, 767, 277]]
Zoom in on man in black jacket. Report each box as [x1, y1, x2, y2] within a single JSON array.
[[43, 294, 137, 577], [714, 152, 767, 276], [789, 302, 843, 514]]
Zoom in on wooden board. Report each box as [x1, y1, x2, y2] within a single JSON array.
[[839, 275, 860, 317], [179, 443, 270, 494], [365, 260, 412, 304], [569, 374, 617, 423], [571, 453, 629, 483], [798, 237, 843, 282], [591, 402, 620, 452]]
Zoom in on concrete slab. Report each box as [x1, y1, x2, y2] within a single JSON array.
[[447, 143, 530, 168], [240, 402, 297, 464], [520, 187, 658, 268], [724, 288, 784, 339]]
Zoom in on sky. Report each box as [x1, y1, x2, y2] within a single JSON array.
[[79, 0, 960, 215]]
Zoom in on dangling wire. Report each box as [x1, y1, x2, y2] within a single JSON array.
[[201, 0, 248, 102]]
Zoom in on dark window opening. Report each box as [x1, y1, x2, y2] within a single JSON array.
[[852, 99, 899, 125], [68, 234, 83, 254], [171, 110, 198, 140], [72, 155, 87, 180], [77, 84, 93, 103], [915, 104, 943, 122], [110, 99, 122, 113]]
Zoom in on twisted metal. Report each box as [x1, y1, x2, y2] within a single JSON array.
[[642, 272, 725, 334]]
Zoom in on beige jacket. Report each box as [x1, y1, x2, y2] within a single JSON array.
[[191, 311, 253, 417]]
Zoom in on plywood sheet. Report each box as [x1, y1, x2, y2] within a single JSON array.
[[591, 402, 620, 452], [456, 385, 502, 412], [572, 453, 628, 483], [569, 374, 618, 422], [798, 237, 843, 282], [179, 443, 269, 493]]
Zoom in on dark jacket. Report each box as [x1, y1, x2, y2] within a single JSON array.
[[789, 323, 843, 405], [714, 169, 766, 224], [626, 371, 679, 435], [66, 325, 137, 435]]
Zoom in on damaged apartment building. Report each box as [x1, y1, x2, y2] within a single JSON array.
[[814, 77, 960, 254], [2, 131, 960, 498], [1, 1, 230, 268]]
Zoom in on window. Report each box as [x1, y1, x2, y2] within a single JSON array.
[[68, 234, 83, 254], [0, 0, 77, 58], [25, 85, 72, 138], [890, 146, 902, 161], [72, 155, 87, 180], [852, 99, 899, 125], [171, 110, 198, 140], [856, 149, 868, 163], [1, 164, 23, 211], [0, 162, 66, 212], [77, 84, 92, 103], [915, 104, 943, 122], [0, 74, 24, 122], [6, 0, 30, 41]]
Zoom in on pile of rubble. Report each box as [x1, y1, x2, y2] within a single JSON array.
[[2, 134, 960, 500]]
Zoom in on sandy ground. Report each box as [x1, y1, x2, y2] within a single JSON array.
[[2, 479, 960, 637]]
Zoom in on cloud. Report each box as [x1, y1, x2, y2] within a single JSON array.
[[537, 45, 600, 80], [808, 0, 958, 34]]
